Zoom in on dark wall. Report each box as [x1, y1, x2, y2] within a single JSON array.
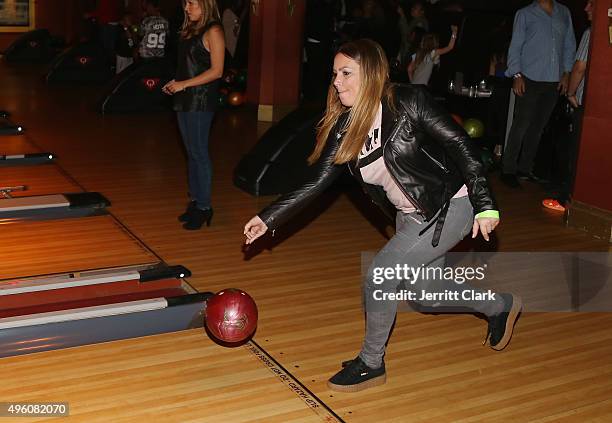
[[0, 0, 84, 51], [0, 0, 182, 52]]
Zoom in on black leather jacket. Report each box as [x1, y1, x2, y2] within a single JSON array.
[[259, 84, 496, 245]]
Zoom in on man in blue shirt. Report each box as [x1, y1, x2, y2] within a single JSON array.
[[501, 0, 576, 188]]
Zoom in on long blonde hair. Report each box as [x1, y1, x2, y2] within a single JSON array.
[[309, 39, 394, 165], [413, 33, 439, 68], [180, 0, 221, 39]]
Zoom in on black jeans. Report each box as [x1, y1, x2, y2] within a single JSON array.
[[557, 106, 583, 204], [503, 78, 559, 174]]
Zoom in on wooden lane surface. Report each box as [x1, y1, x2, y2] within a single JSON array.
[[0, 134, 42, 155], [0, 215, 158, 280], [0, 164, 80, 196], [2, 62, 612, 421], [1, 330, 333, 423]]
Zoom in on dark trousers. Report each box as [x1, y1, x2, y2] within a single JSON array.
[[503, 78, 559, 174], [177, 111, 214, 209], [557, 106, 583, 204]]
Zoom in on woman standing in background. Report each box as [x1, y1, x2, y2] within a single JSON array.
[[163, 0, 224, 230]]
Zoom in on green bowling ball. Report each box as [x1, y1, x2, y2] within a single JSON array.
[[463, 118, 485, 138]]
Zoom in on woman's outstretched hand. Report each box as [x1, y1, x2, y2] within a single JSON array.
[[244, 215, 268, 244], [472, 217, 499, 242]]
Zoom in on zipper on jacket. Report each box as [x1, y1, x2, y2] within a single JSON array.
[[383, 114, 426, 215], [420, 147, 450, 174]]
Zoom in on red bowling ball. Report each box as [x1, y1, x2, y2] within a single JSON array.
[[205, 289, 258, 343]]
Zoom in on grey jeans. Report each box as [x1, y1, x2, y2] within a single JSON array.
[[360, 196, 504, 368]]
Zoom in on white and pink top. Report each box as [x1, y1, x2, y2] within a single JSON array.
[[358, 103, 467, 214]]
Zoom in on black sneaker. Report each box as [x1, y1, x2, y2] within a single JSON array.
[[485, 293, 523, 351], [500, 173, 521, 188], [327, 356, 386, 392]]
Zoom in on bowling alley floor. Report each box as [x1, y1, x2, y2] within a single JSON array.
[[1, 61, 611, 422]]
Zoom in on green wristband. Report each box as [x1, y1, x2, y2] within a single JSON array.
[[475, 210, 499, 219]]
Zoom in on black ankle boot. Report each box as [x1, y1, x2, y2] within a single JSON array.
[[183, 207, 213, 230], [178, 201, 197, 222]]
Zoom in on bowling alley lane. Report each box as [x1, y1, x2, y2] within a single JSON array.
[[0, 215, 158, 280], [0, 134, 44, 155], [0, 164, 80, 196], [1, 329, 336, 423]]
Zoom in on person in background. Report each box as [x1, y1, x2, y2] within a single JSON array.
[[407, 1, 430, 34], [162, 0, 225, 230], [90, 0, 123, 62], [501, 0, 576, 188], [138, 0, 170, 60], [115, 13, 136, 73], [398, 0, 429, 66], [489, 49, 507, 78], [408, 25, 457, 86], [542, 0, 593, 212], [395, 2, 416, 69], [221, 0, 247, 61]]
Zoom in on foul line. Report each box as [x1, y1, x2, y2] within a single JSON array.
[[244, 340, 346, 423]]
